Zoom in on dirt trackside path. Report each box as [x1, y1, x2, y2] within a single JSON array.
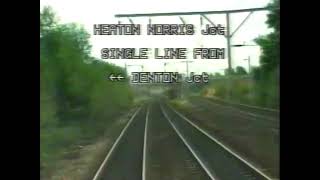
[[40, 107, 140, 180]]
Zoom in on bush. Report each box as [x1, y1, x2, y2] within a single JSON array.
[[40, 6, 134, 175]]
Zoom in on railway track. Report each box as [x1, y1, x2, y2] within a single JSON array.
[[189, 97, 279, 131], [194, 97, 279, 118], [192, 97, 279, 123], [92, 100, 276, 180]]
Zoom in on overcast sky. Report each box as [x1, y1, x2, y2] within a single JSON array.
[[40, 0, 273, 74]]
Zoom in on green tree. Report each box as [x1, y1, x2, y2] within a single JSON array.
[[252, 0, 280, 108], [235, 66, 247, 75], [214, 72, 222, 77], [40, 6, 58, 36], [224, 68, 235, 76], [40, 6, 134, 174], [254, 0, 279, 76]]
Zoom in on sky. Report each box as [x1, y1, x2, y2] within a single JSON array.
[[40, 0, 273, 75]]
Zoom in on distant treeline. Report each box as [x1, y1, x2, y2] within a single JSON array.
[[40, 6, 133, 174]]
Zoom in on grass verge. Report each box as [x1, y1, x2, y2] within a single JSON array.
[[40, 107, 139, 180]]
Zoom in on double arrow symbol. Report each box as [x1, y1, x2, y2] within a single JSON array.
[[108, 73, 125, 81]]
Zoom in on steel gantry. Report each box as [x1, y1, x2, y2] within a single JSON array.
[[115, 6, 275, 100], [115, 7, 273, 71]]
